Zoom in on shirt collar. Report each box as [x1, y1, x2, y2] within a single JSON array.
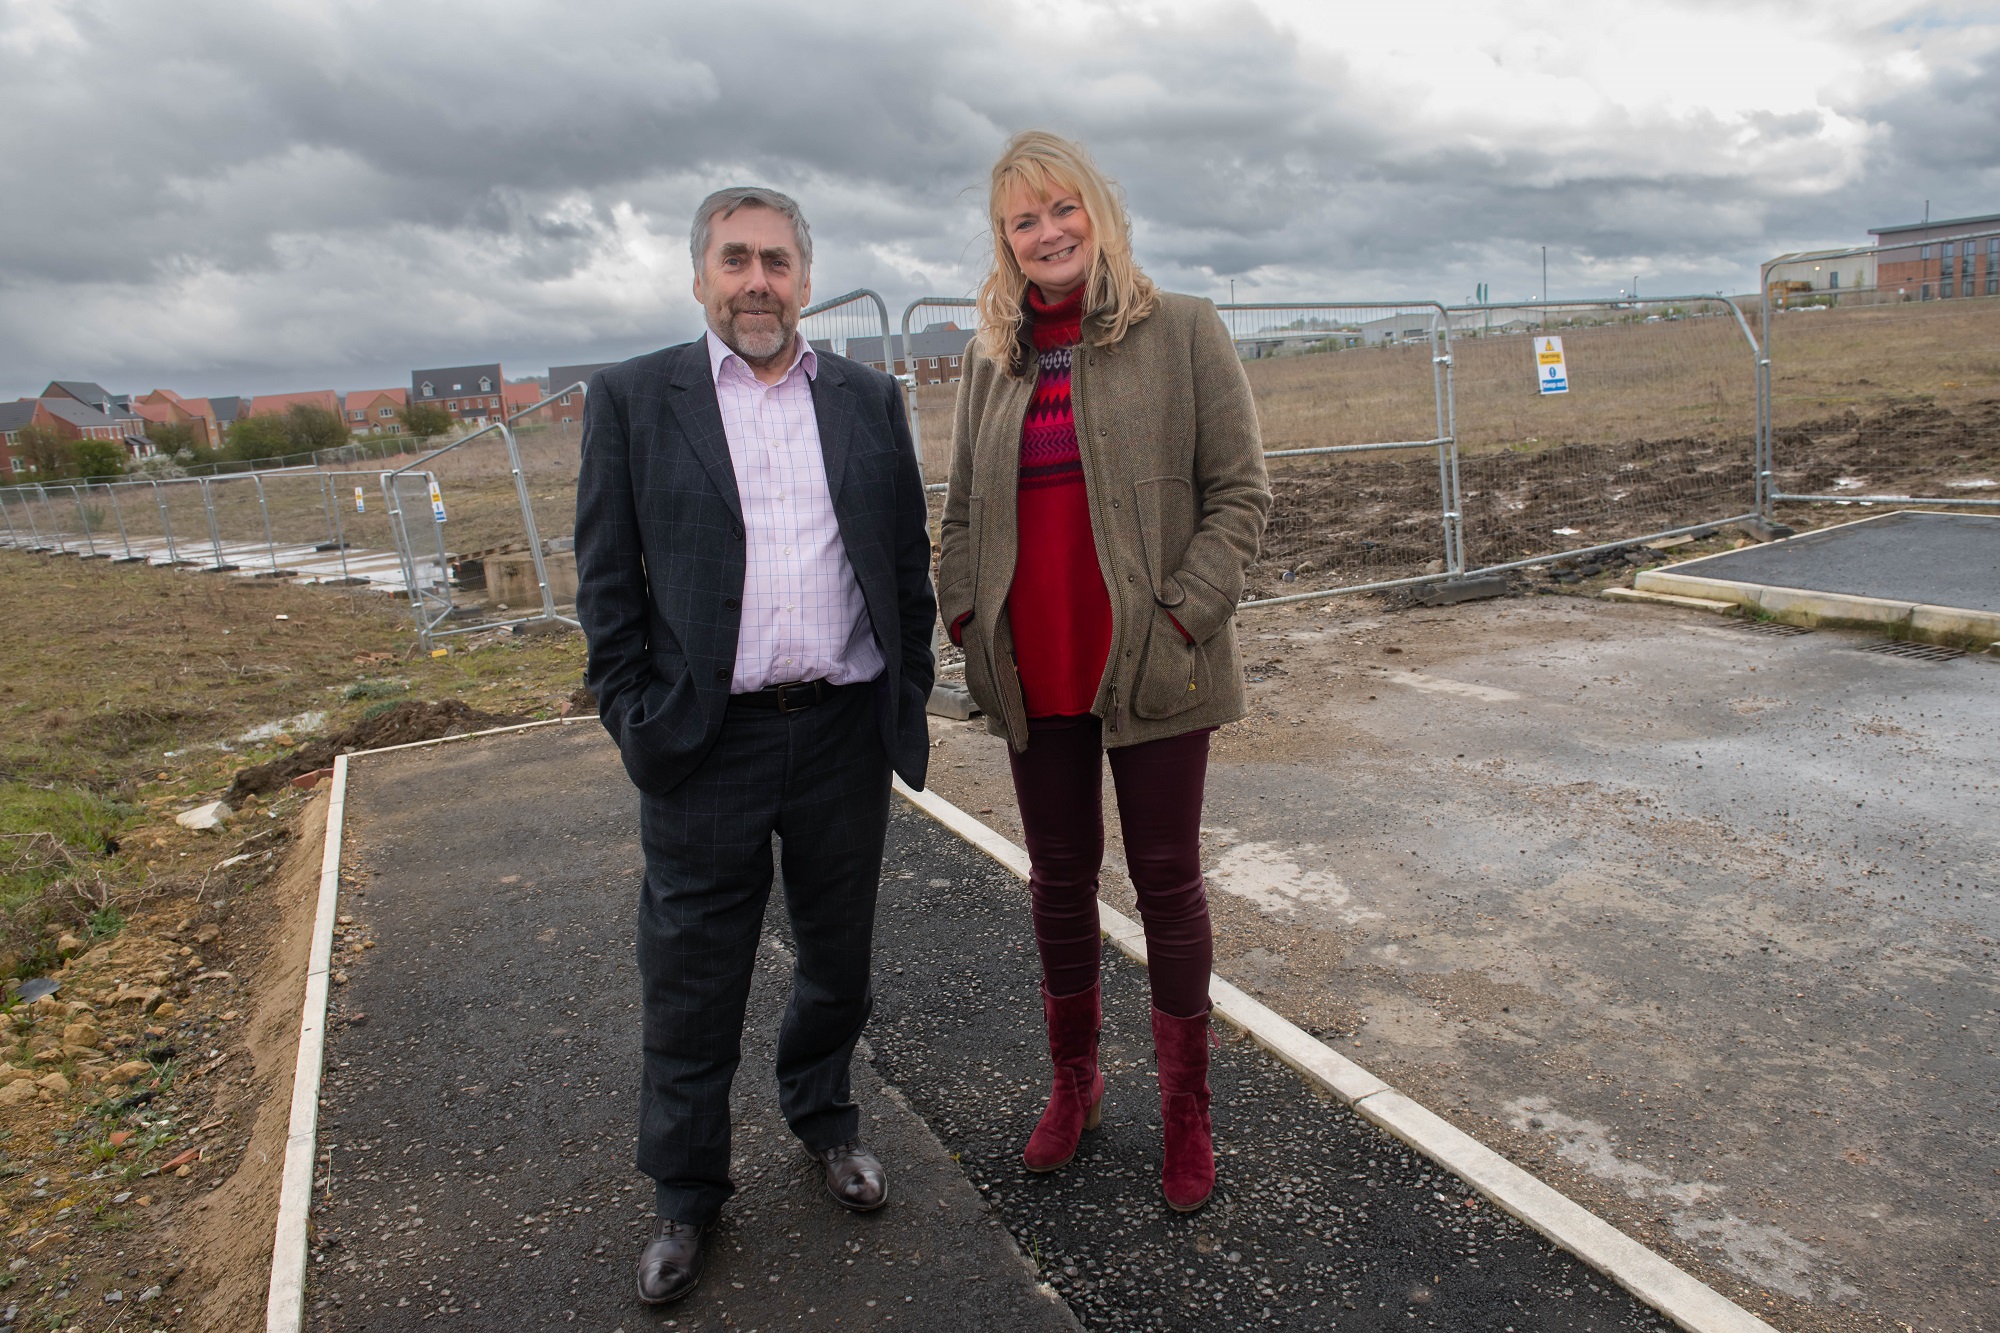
[[705, 327, 817, 386]]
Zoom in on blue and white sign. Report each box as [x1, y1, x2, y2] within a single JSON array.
[[1536, 336, 1569, 395]]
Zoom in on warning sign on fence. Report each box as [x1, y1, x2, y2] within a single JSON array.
[[354, 486, 365, 513], [1536, 336, 1569, 395], [429, 480, 447, 523]]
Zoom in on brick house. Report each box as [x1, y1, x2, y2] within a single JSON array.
[[247, 389, 343, 419], [841, 324, 974, 385], [502, 379, 547, 424], [133, 389, 221, 451], [546, 363, 615, 433], [410, 364, 505, 427], [0, 399, 49, 476], [345, 388, 408, 434]]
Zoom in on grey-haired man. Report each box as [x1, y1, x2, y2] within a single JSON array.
[[573, 187, 935, 1305]]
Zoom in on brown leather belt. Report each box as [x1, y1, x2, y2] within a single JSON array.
[[728, 678, 858, 713]]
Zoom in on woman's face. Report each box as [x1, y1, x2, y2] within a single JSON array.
[[1003, 181, 1094, 303]]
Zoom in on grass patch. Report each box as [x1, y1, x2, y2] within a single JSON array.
[[0, 784, 137, 912]]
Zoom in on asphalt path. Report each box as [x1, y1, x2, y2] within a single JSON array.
[[306, 722, 1681, 1331]]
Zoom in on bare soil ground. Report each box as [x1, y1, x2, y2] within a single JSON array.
[[0, 552, 595, 1330]]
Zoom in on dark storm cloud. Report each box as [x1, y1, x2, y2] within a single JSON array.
[[0, 0, 1989, 396]]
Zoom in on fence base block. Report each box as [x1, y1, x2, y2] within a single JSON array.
[[1733, 518, 1796, 542], [1418, 575, 1510, 607], [927, 682, 979, 720]]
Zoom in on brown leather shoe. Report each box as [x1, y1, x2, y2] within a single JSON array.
[[814, 1139, 888, 1212], [635, 1217, 705, 1305]]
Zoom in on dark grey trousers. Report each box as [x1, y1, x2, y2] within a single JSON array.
[[634, 682, 890, 1225]]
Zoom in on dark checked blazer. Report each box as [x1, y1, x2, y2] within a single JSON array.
[[574, 338, 935, 797]]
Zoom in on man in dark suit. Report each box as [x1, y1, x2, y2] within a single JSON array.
[[573, 185, 935, 1306]]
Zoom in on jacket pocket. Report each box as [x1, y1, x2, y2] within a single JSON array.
[[1134, 476, 1197, 604], [937, 495, 982, 630], [1130, 603, 1210, 720], [958, 618, 1003, 718]]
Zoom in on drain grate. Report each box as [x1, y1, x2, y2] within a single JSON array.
[[1733, 620, 1813, 637], [1861, 640, 1967, 662]]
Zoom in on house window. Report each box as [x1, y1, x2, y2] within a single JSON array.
[[949, 356, 960, 366], [489, 397, 498, 408], [478, 377, 491, 391], [1828, 271, 1838, 289], [452, 383, 463, 391], [558, 394, 571, 406], [380, 407, 394, 417], [561, 416, 573, 425], [420, 382, 433, 396]]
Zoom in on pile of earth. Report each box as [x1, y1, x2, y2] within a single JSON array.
[[227, 700, 531, 799], [1770, 397, 2000, 498]]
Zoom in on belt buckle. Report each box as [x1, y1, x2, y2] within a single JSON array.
[[775, 681, 817, 713]]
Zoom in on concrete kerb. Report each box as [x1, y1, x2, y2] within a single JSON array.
[[892, 777, 1779, 1333], [1637, 567, 2000, 647]]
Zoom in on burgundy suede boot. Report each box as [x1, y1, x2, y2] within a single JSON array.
[[1023, 983, 1105, 1173], [1151, 1004, 1214, 1211]]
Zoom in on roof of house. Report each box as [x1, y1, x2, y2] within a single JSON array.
[[0, 399, 41, 433], [844, 324, 974, 365], [38, 397, 128, 431], [548, 363, 618, 393], [410, 364, 504, 400], [43, 380, 116, 408], [1869, 212, 2000, 238], [209, 396, 244, 421], [347, 388, 408, 405], [247, 389, 341, 417]]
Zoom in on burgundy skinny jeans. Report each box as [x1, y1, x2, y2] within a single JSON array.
[[1007, 717, 1213, 1018]]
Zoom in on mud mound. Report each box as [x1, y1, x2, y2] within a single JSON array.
[[228, 700, 531, 799]]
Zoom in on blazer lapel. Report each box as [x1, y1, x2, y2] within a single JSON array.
[[810, 358, 855, 507], [663, 340, 743, 527]]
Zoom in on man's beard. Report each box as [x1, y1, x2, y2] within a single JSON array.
[[716, 299, 795, 364]]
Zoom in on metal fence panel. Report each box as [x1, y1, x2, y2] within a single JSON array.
[[1445, 296, 1761, 571], [1760, 240, 2000, 514]]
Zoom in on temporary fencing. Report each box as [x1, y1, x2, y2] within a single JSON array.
[[1759, 228, 2000, 515], [1444, 296, 1763, 576]]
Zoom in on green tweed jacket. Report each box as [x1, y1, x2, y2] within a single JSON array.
[[937, 290, 1271, 751]]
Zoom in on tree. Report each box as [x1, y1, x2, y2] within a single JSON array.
[[284, 403, 348, 455], [398, 402, 455, 446], [11, 423, 66, 477], [145, 421, 195, 457], [228, 413, 293, 462], [67, 439, 127, 480]]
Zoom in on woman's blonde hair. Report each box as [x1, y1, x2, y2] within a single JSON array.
[[975, 130, 1158, 375]]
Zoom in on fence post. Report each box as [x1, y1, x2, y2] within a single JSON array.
[[107, 483, 135, 560], [1429, 308, 1465, 574], [152, 481, 179, 566], [251, 474, 281, 573], [498, 423, 559, 622], [198, 478, 228, 570], [70, 487, 99, 558], [325, 475, 353, 583], [0, 490, 17, 547], [896, 295, 979, 718], [381, 474, 431, 648]]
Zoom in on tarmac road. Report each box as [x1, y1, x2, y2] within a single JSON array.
[[306, 721, 1688, 1331]]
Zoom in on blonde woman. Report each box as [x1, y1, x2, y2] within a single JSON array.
[[936, 131, 1269, 1212]]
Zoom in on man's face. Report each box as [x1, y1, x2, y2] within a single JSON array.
[[693, 205, 811, 366]]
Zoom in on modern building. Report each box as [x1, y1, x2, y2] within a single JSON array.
[[1871, 212, 2000, 301], [1764, 210, 2000, 303], [410, 363, 505, 427], [841, 324, 975, 385], [345, 388, 408, 435]]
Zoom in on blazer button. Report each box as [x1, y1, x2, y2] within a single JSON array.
[[1127, 574, 1137, 583], [731, 523, 743, 539], [1098, 426, 1108, 436], [725, 597, 739, 609], [713, 667, 728, 681], [1111, 498, 1120, 508]]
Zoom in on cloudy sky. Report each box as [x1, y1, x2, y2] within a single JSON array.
[[3, 0, 1997, 399]]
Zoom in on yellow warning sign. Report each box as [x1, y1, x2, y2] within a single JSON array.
[[1535, 336, 1569, 395]]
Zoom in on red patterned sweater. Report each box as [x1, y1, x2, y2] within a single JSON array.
[[1006, 286, 1112, 718]]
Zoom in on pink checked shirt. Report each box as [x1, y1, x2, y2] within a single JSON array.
[[706, 329, 883, 693]]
